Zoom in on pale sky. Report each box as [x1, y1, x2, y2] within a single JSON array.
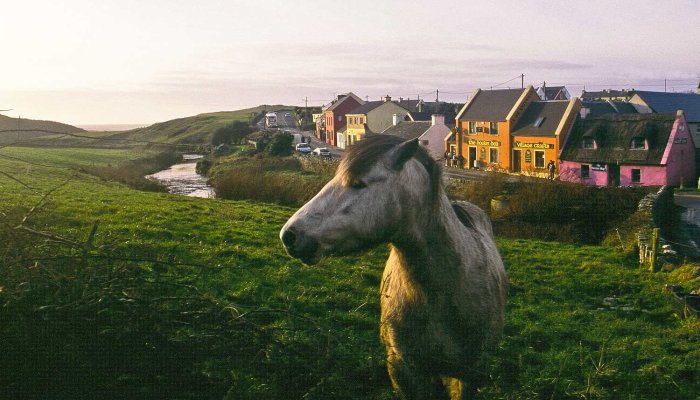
[[1, 0, 698, 125]]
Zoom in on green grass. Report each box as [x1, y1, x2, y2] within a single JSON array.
[[0, 147, 698, 399]]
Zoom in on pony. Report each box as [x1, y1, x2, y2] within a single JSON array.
[[280, 135, 508, 399]]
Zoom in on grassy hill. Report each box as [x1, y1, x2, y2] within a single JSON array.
[[0, 114, 85, 145], [5, 105, 292, 148], [0, 147, 698, 399], [103, 105, 290, 146]]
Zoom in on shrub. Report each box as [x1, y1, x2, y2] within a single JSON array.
[[265, 133, 293, 156]]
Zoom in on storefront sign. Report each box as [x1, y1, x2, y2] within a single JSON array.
[[514, 141, 554, 149], [467, 139, 500, 146], [673, 138, 688, 144], [592, 163, 606, 171]]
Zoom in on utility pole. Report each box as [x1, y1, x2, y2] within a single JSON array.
[[521, 73, 524, 89], [664, 79, 667, 93], [436, 89, 439, 103], [543, 81, 547, 100]]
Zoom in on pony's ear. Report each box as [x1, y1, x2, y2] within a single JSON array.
[[389, 138, 419, 170]]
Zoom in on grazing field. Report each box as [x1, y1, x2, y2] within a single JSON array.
[[0, 147, 698, 399]]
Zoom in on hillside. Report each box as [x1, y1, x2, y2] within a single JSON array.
[[0, 114, 85, 145], [103, 105, 290, 146]]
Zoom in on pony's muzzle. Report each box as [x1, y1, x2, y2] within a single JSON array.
[[280, 226, 320, 265]]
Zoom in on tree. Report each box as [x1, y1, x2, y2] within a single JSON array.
[[211, 121, 253, 145]]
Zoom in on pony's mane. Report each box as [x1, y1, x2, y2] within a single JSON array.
[[338, 134, 442, 197]]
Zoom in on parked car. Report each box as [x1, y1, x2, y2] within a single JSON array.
[[295, 143, 312, 154], [312, 147, 331, 157]]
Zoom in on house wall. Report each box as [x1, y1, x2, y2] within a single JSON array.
[[459, 120, 510, 170], [661, 114, 696, 185], [418, 123, 452, 160], [559, 161, 609, 185], [512, 136, 559, 177], [367, 102, 410, 134], [345, 113, 366, 146]]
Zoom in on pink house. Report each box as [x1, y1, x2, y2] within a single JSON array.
[[559, 111, 695, 186]]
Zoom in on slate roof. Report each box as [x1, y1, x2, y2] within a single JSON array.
[[406, 111, 457, 128], [538, 86, 566, 100], [381, 121, 431, 140], [581, 89, 636, 100], [560, 113, 676, 165], [581, 101, 638, 118], [459, 88, 525, 121], [326, 93, 362, 112], [346, 101, 384, 115], [511, 101, 570, 137], [634, 91, 700, 122]]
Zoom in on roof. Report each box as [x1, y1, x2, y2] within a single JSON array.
[[538, 86, 566, 100], [634, 91, 700, 122], [511, 101, 570, 137], [459, 88, 526, 121], [581, 101, 639, 118], [381, 121, 431, 140], [346, 101, 384, 115], [560, 113, 676, 165], [581, 89, 636, 100], [406, 111, 457, 128], [326, 93, 364, 112]]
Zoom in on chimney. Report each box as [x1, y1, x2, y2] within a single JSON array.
[[383, 94, 392, 102], [393, 113, 403, 126], [580, 107, 591, 119], [431, 114, 445, 126]]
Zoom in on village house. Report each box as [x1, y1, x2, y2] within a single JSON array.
[[382, 114, 453, 160], [559, 111, 695, 186], [316, 93, 364, 147], [510, 98, 581, 177], [343, 96, 411, 148], [627, 91, 700, 177], [455, 86, 540, 171]]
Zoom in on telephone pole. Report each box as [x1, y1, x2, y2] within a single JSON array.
[[521, 73, 524, 89]]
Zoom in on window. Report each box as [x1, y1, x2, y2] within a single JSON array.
[[582, 137, 595, 149], [631, 169, 641, 183], [338, 115, 342, 122], [581, 165, 590, 179], [469, 121, 476, 134], [422, 140, 429, 145], [490, 122, 498, 134], [533, 116, 545, 128], [534, 150, 545, 168], [480, 147, 486, 160], [630, 137, 646, 149], [360, 117, 364, 124], [489, 148, 499, 163]]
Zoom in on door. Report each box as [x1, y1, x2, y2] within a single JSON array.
[[468, 147, 477, 169], [512, 150, 522, 173], [608, 164, 620, 186]]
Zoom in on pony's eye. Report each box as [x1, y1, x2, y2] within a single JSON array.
[[350, 179, 367, 189]]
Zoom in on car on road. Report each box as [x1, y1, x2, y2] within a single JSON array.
[[312, 147, 331, 157], [285, 112, 292, 118], [295, 143, 312, 154]]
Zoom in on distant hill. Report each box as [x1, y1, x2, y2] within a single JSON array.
[[104, 105, 289, 146], [0, 114, 85, 145]]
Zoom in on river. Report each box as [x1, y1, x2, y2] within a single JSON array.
[[146, 154, 215, 198]]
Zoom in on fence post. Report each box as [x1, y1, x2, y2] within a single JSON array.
[[649, 228, 659, 272]]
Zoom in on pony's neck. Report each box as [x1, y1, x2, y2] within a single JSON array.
[[389, 192, 464, 285]]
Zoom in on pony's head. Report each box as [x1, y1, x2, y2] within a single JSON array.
[[280, 135, 442, 265]]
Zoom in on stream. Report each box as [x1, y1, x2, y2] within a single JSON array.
[[146, 154, 215, 198]]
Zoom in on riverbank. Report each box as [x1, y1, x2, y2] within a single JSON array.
[[146, 154, 215, 198]]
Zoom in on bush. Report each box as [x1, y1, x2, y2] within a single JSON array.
[[265, 133, 293, 156], [211, 121, 253, 146]]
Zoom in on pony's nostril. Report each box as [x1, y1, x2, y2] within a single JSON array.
[[281, 229, 297, 248]]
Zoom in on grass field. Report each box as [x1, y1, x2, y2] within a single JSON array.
[[0, 147, 698, 399]]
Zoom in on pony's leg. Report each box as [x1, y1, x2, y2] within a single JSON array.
[[386, 352, 445, 399]]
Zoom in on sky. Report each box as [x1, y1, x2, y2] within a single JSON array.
[[1, 0, 698, 126]]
